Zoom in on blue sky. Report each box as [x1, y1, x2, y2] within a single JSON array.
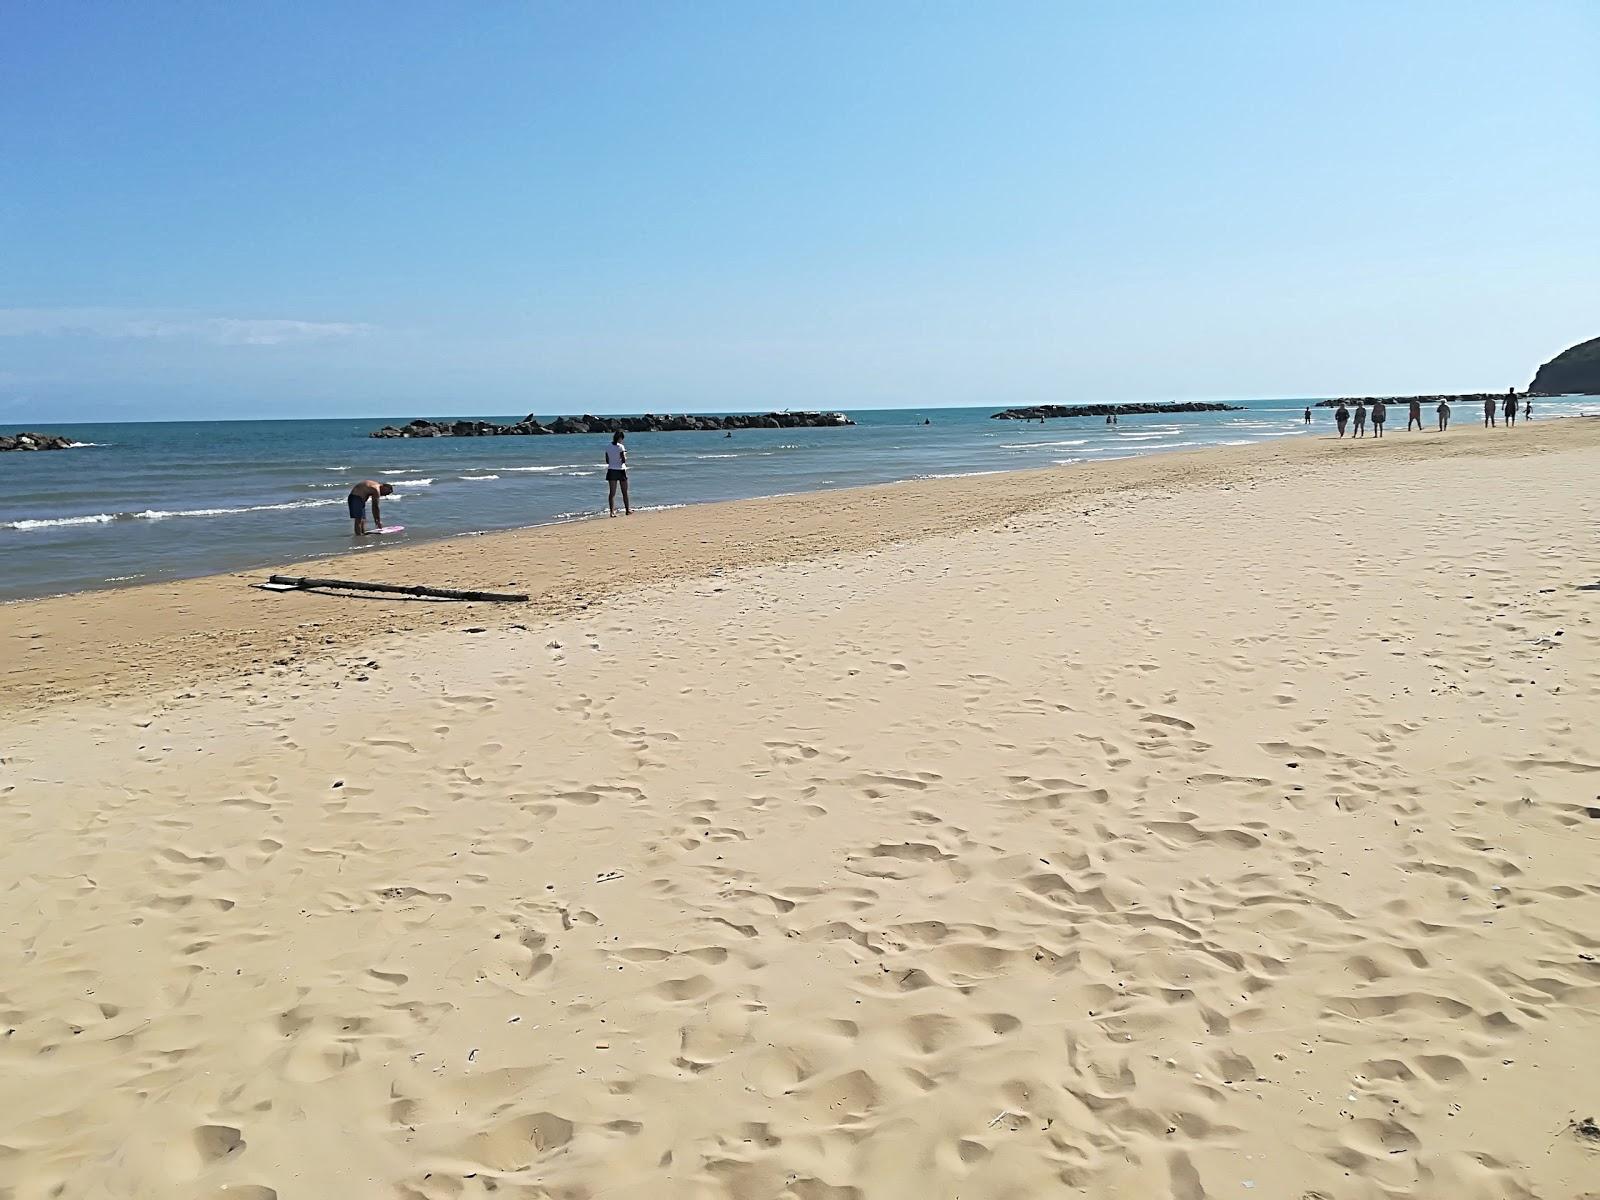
[[3, 2, 1597, 421]]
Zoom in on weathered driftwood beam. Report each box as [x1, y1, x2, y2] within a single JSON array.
[[267, 575, 529, 602]]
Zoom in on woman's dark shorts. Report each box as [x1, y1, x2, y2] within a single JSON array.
[[606, 469, 627, 483]]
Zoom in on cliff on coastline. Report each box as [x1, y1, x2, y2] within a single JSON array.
[[991, 402, 1243, 420], [1529, 335, 1600, 395], [371, 412, 854, 438]]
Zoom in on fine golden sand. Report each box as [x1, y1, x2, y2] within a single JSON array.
[[3, 419, 1599, 1199]]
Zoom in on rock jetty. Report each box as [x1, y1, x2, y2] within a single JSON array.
[[1528, 335, 1600, 395], [991, 402, 1243, 420], [370, 412, 855, 439], [0, 431, 76, 452]]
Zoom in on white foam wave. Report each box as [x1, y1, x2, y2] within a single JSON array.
[[695, 453, 739, 459], [998, 439, 1089, 449], [133, 498, 342, 521], [3, 497, 356, 531], [461, 474, 500, 481], [67, 441, 108, 448], [494, 464, 583, 473], [4, 513, 118, 530], [388, 478, 433, 487]]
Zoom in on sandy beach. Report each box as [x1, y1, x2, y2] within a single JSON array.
[[4, 419, 1599, 1200]]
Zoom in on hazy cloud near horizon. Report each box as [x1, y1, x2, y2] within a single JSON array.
[[0, 309, 375, 347]]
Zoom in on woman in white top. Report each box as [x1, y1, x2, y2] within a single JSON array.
[[605, 431, 631, 516]]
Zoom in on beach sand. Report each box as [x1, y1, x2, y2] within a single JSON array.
[[3, 419, 1599, 1199]]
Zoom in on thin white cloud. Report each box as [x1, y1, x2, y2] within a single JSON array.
[[0, 308, 374, 345]]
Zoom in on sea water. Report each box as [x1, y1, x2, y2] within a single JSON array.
[[2, 398, 1590, 601]]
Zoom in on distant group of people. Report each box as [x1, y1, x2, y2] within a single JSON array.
[[1323, 387, 1531, 441]]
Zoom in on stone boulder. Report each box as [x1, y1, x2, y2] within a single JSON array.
[[992, 402, 1244, 420], [368, 411, 856, 437], [0, 431, 76, 452]]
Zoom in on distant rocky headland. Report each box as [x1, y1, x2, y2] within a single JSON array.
[[991, 402, 1243, 420], [0, 431, 76, 452], [1529, 335, 1600, 395], [371, 412, 855, 438]]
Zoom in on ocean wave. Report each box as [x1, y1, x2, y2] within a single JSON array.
[[132, 498, 343, 521], [494, 464, 584, 473], [67, 441, 108, 448], [322, 465, 351, 470], [552, 502, 686, 521], [388, 478, 433, 487], [3, 513, 119, 530], [3, 497, 346, 530], [912, 469, 1004, 480], [695, 453, 740, 459], [461, 474, 500, 481], [998, 439, 1089, 449]]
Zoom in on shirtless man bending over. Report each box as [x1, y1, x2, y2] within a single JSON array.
[[348, 480, 394, 535]]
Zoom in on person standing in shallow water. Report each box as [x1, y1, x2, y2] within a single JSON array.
[[1484, 396, 1496, 427], [347, 479, 393, 535], [1504, 390, 1518, 427], [1407, 397, 1422, 431], [1437, 398, 1451, 431], [1353, 402, 1368, 438], [605, 431, 631, 516], [1371, 400, 1386, 438], [1335, 403, 1349, 437]]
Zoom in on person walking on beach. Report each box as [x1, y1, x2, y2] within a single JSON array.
[[1484, 396, 1496, 427], [1353, 402, 1368, 438], [1437, 398, 1451, 431], [1371, 400, 1386, 438], [347, 479, 393, 536], [1504, 390, 1518, 427], [1335, 402, 1349, 437], [605, 431, 631, 516], [1407, 398, 1422, 431], [1524, 397, 1533, 420]]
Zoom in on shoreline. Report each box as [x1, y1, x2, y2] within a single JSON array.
[[3, 416, 1595, 713]]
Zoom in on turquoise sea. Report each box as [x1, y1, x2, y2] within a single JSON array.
[[3, 398, 1592, 601]]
